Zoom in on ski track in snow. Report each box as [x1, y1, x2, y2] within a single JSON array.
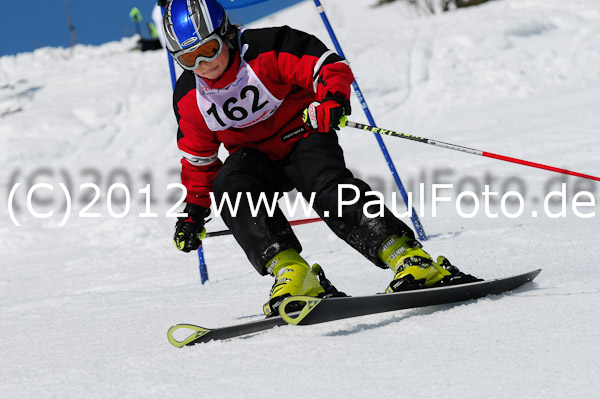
[[1, 0, 600, 397]]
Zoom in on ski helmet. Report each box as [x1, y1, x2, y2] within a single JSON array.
[[163, 0, 231, 70]]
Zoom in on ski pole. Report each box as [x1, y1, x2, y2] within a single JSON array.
[[312, 0, 427, 241], [206, 217, 322, 238], [344, 120, 600, 182]]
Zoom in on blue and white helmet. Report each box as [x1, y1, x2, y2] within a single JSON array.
[[163, 0, 231, 55]]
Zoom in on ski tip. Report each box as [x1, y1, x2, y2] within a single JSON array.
[[167, 324, 211, 348], [527, 269, 542, 280]]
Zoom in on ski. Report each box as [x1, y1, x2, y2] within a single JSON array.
[[279, 269, 542, 325], [167, 269, 541, 347], [167, 315, 292, 348]]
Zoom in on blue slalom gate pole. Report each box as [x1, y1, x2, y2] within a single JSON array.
[[166, 48, 177, 90], [312, 0, 427, 240], [161, 5, 209, 283], [160, 5, 178, 90]]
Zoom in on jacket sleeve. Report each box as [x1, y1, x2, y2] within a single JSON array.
[[242, 26, 355, 101], [173, 72, 222, 208]]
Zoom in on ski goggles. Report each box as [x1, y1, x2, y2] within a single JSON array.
[[172, 34, 224, 71]]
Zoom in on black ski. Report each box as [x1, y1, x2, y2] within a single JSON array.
[[167, 315, 291, 347], [279, 269, 542, 325], [167, 269, 541, 347]]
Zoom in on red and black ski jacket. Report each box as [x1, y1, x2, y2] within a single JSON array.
[[173, 26, 355, 208]]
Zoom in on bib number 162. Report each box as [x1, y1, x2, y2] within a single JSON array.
[[206, 85, 268, 127]]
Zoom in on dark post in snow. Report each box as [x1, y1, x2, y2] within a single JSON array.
[[63, 0, 76, 55]]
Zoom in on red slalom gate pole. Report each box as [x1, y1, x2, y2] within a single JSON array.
[[206, 217, 322, 238], [344, 120, 600, 183], [482, 152, 600, 181]]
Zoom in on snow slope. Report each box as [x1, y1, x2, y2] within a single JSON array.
[[1, 0, 599, 397]]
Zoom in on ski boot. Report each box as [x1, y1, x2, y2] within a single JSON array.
[[263, 249, 343, 317], [378, 234, 481, 293], [434, 255, 483, 286]]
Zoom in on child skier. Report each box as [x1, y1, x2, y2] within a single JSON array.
[[164, 0, 477, 316]]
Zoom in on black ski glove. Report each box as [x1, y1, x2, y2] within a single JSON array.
[[157, 0, 169, 6], [174, 203, 210, 252]]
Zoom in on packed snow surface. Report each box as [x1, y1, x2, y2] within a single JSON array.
[[1, 0, 599, 397]]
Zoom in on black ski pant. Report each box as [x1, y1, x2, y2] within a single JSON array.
[[212, 132, 414, 275]]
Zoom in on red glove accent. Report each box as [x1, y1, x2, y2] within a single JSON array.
[[304, 98, 350, 133]]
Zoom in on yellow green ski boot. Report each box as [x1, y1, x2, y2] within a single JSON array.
[[263, 249, 328, 317], [378, 234, 461, 293]]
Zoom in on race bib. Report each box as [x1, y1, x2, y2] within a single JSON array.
[[195, 56, 282, 131]]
